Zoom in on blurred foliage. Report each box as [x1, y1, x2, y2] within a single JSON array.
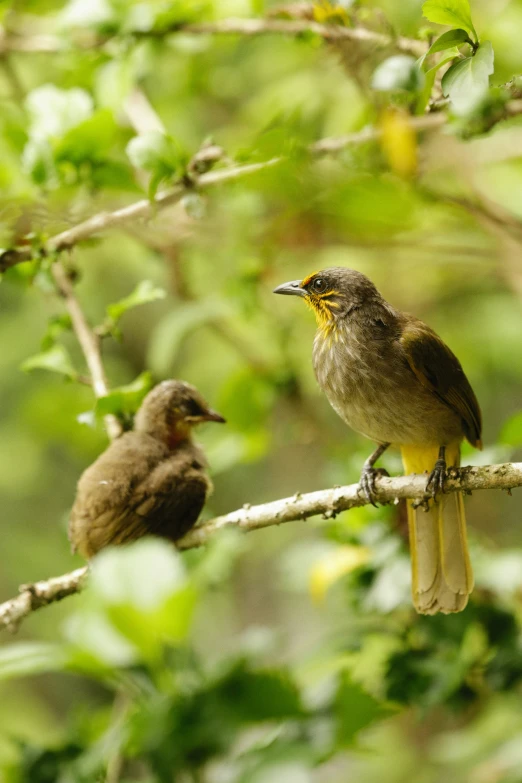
[[0, 0, 521, 781]]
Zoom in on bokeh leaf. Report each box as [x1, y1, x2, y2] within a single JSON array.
[[380, 109, 417, 178], [40, 314, 73, 351], [126, 131, 187, 196], [148, 299, 229, 376], [336, 673, 390, 746], [214, 661, 304, 722], [88, 539, 197, 659], [310, 545, 371, 604], [55, 110, 118, 164], [25, 85, 93, 139], [106, 280, 167, 324], [21, 344, 77, 379], [95, 371, 153, 418], [372, 56, 424, 92], [0, 643, 71, 681]]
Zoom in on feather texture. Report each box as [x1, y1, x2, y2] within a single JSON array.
[[400, 320, 482, 448], [401, 443, 473, 614]]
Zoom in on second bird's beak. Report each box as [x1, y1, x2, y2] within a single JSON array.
[[273, 280, 307, 298], [202, 409, 226, 423]]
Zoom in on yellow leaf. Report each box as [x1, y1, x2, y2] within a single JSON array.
[[310, 545, 370, 604], [313, 1, 349, 26], [380, 109, 417, 179]]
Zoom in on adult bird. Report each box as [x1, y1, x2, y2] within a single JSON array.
[[274, 268, 482, 614], [69, 380, 225, 559]]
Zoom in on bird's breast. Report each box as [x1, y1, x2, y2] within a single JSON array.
[[312, 324, 461, 446]]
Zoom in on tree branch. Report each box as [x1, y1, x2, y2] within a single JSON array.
[[0, 18, 426, 57], [1, 462, 520, 632], [179, 19, 427, 57], [51, 262, 123, 440], [0, 566, 88, 633], [0, 112, 476, 273]]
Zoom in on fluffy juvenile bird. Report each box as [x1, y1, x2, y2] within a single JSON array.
[[69, 380, 225, 559], [274, 268, 482, 615]]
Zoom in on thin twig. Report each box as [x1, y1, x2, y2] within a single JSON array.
[[5, 105, 522, 271], [51, 262, 123, 440], [310, 112, 446, 154], [1, 461, 520, 632], [0, 113, 459, 272], [179, 18, 427, 57], [0, 18, 426, 57]]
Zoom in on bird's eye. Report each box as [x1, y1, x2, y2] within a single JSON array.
[[185, 399, 203, 417], [312, 278, 327, 293]]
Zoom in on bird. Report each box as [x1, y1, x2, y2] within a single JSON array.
[[274, 267, 482, 615], [69, 380, 225, 559]]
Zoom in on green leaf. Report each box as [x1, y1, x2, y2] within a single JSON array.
[[425, 28, 473, 56], [426, 51, 461, 74], [21, 344, 77, 379], [41, 313, 73, 351], [416, 51, 459, 111], [88, 539, 197, 658], [422, 0, 477, 39], [336, 674, 390, 746], [416, 64, 437, 112], [106, 280, 167, 324], [126, 131, 187, 195], [441, 41, 494, 113], [0, 642, 70, 681], [95, 371, 153, 418], [55, 109, 118, 164], [64, 611, 139, 668], [131, 0, 212, 31], [500, 410, 522, 446], [372, 56, 424, 92], [215, 661, 304, 722], [92, 539, 188, 609], [127, 131, 188, 198]]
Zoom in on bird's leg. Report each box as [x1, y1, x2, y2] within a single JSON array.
[[426, 446, 447, 498], [359, 442, 390, 507]]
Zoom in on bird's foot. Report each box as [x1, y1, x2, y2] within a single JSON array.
[[426, 458, 447, 499], [359, 466, 389, 507]]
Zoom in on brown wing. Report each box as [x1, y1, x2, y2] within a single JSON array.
[[69, 432, 167, 558], [69, 435, 210, 558], [133, 453, 210, 542], [400, 318, 482, 448]]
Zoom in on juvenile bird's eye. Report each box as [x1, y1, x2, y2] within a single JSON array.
[[312, 278, 327, 293], [185, 399, 203, 417]]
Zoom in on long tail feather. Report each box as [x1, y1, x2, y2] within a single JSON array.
[[401, 443, 473, 615]]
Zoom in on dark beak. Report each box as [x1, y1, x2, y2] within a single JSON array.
[[202, 409, 226, 424], [273, 280, 307, 298]]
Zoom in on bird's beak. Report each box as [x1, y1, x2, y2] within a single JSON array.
[[273, 280, 307, 298], [201, 409, 226, 423]]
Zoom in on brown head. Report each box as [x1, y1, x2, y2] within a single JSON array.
[[134, 380, 225, 447], [273, 267, 387, 331]]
